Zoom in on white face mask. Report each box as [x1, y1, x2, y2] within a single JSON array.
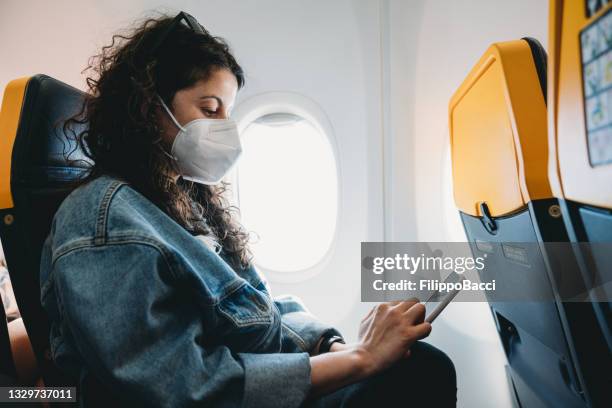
[[158, 95, 242, 185]]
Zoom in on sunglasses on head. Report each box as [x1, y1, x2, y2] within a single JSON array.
[[149, 11, 206, 55]]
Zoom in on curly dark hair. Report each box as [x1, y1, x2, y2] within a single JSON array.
[[65, 13, 252, 269]]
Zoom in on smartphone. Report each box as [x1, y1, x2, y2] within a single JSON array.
[[424, 272, 465, 323]]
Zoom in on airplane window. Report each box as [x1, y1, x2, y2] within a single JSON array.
[[237, 113, 338, 272]]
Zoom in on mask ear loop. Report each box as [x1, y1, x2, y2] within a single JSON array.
[[152, 134, 177, 161], [156, 95, 183, 161], [159, 145, 177, 161], [157, 95, 186, 132]]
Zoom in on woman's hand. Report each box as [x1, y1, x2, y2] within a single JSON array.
[[354, 300, 432, 377], [308, 300, 431, 399]]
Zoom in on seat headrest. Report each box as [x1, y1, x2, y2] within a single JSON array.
[[0, 75, 90, 209], [449, 38, 551, 217], [14, 75, 91, 185]]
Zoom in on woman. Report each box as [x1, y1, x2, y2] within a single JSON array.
[[39, 12, 456, 407]]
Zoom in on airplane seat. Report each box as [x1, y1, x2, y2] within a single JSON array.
[[547, 1, 612, 405], [449, 37, 604, 407], [0, 74, 90, 389]]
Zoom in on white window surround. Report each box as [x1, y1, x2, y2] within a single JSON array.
[[230, 91, 342, 283]]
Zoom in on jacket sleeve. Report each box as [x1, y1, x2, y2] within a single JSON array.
[[42, 242, 311, 408], [248, 266, 344, 354], [273, 294, 344, 354]]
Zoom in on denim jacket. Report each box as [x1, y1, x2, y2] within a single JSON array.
[[39, 174, 342, 407]]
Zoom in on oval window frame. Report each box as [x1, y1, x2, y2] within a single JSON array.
[[230, 91, 342, 283]]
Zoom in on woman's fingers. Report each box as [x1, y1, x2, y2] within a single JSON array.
[[403, 302, 427, 323], [361, 305, 376, 322], [363, 298, 418, 322], [392, 298, 420, 312], [413, 322, 433, 340]]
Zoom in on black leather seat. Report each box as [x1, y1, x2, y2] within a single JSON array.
[[0, 74, 89, 386]]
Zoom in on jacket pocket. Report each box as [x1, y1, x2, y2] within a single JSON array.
[[216, 281, 274, 327]]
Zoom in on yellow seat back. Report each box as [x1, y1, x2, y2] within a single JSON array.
[[450, 39, 551, 218]]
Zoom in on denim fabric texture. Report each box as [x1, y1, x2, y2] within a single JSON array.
[[39, 174, 342, 407]]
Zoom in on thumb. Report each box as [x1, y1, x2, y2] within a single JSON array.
[[414, 322, 433, 340]]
